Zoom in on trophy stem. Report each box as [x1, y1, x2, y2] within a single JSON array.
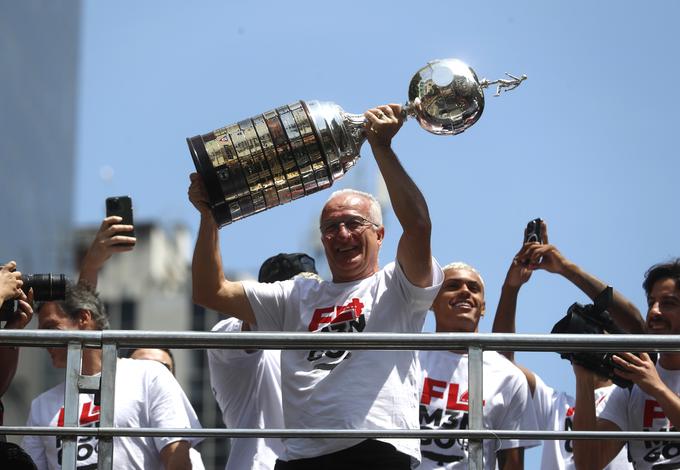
[[401, 100, 417, 120], [341, 111, 368, 151]]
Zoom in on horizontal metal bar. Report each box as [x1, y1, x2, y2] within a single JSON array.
[[2, 427, 680, 441], [0, 329, 101, 347], [1, 330, 678, 352]]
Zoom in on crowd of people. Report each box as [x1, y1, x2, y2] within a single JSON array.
[[1, 103, 679, 469]]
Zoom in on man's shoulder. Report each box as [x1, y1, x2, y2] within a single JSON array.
[[418, 350, 464, 370], [211, 317, 243, 333], [481, 352, 529, 390], [29, 381, 66, 418], [483, 351, 523, 374], [33, 382, 64, 401], [532, 373, 570, 405], [118, 357, 168, 380]]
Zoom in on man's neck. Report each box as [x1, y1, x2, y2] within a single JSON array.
[[659, 352, 680, 370], [593, 376, 612, 389], [81, 348, 103, 376]]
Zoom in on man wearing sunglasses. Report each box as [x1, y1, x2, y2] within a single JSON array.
[[189, 103, 443, 470]]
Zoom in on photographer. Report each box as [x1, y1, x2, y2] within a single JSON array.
[[22, 282, 202, 469], [492, 220, 641, 469], [573, 259, 680, 469], [0, 261, 33, 429]]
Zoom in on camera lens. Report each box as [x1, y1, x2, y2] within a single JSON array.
[[23, 274, 67, 301]]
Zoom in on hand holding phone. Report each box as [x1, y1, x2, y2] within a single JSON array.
[[106, 196, 135, 246]]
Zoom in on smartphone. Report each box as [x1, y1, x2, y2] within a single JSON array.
[[524, 218, 543, 244], [106, 196, 135, 245]]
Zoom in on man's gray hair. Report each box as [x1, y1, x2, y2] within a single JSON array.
[[37, 281, 110, 330], [322, 188, 383, 226], [442, 262, 485, 289]]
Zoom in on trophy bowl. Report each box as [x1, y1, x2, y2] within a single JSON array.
[[406, 58, 485, 136]]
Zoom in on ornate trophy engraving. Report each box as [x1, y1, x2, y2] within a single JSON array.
[[187, 58, 526, 227]]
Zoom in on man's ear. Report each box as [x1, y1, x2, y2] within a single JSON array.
[[77, 309, 94, 329], [376, 226, 385, 245], [480, 301, 486, 317]]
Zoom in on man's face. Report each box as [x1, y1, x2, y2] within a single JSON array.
[[320, 193, 384, 283], [646, 277, 680, 335], [38, 302, 79, 369], [431, 268, 486, 333], [130, 348, 174, 375]]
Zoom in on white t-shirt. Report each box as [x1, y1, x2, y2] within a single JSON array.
[[22, 358, 203, 470], [208, 318, 285, 470], [533, 375, 631, 470], [244, 259, 443, 466], [599, 363, 680, 469], [416, 350, 538, 470]]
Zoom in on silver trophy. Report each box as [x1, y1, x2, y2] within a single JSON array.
[[187, 58, 526, 227]]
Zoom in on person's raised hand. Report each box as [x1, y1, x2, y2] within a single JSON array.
[[85, 216, 136, 269], [188, 173, 212, 216], [3, 288, 33, 330], [0, 261, 23, 304], [365, 104, 404, 150]]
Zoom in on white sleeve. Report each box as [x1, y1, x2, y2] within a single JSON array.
[[243, 279, 295, 331], [207, 318, 257, 363], [531, 374, 558, 431], [390, 258, 444, 311], [597, 386, 628, 431], [21, 404, 47, 470], [189, 448, 206, 470], [498, 372, 540, 450], [145, 362, 204, 452]]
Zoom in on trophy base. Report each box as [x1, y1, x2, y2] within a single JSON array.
[[187, 136, 234, 226]]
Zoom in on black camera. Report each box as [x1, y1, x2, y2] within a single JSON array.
[[550, 286, 652, 389], [0, 273, 67, 321]]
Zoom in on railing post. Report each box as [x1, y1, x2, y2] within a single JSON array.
[[61, 341, 82, 470], [97, 342, 118, 469], [468, 345, 483, 470]]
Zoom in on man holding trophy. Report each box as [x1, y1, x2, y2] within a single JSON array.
[[189, 103, 443, 469]]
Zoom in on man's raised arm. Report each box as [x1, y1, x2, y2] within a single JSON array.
[[365, 104, 432, 287], [492, 240, 539, 394], [188, 173, 256, 325]]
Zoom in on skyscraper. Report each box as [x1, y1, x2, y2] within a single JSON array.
[[0, 0, 81, 434]]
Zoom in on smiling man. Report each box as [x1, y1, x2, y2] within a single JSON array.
[[189, 103, 443, 469], [418, 263, 537, 469], [573, 259, 680, 469]]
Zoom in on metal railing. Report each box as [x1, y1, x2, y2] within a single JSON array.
[[2, 330, 680, 470]]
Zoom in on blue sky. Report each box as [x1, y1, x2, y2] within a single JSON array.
[[74, 1, 680, 464]]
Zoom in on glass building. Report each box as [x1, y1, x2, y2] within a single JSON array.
[[0, 0, 81, 440], [0, 0, 80, 273]]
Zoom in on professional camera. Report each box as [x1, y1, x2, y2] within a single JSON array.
[[0, 273, 67, 321], [551, 286, 651, 389]]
